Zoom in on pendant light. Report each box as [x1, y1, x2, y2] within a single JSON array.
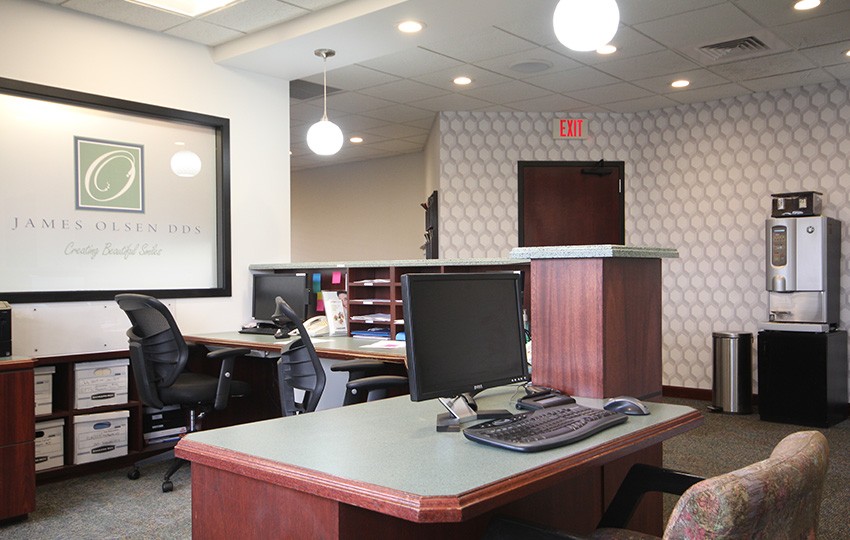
[[306, 48, 344, 156], [553, 0, 619, 52]]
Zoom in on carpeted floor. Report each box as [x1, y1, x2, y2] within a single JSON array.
[[1, 398, 847, 539]]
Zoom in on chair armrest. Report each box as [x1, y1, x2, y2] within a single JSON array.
[[597, 463, 704, 530], [346, 375, 408, 393], [206, 347, 251, 410], [331, 359, 406, 377]]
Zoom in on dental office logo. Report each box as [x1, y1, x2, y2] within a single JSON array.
[[75, 137, 144, 213]]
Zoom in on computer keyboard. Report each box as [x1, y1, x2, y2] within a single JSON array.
[[463, 403, 628, 452], [238, 326, 278, 335]]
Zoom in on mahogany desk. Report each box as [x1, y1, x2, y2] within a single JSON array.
[[177, 387, 702, 539]]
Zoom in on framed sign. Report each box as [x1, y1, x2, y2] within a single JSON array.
[[0, 77, 232, 302]]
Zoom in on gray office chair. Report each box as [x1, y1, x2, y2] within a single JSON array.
[[116, 293, 251, 492]]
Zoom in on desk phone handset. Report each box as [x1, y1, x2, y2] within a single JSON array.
[[288, 315, 330, 338]]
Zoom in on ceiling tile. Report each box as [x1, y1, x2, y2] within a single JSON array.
[[526, 66, 620, 93], [362, 104, 435, 123], [739, 68, 837, 93], [709, 51, 816, 81], [734, 0, 850, 27], [799, 41, 850, 68], [665, 82, 753, 105], [506, 93, 589, 113], [603, 94, 679, 113], [357, 79, 449, 103], [632, 69, 731, 94], [165, 20, 244, 46], [409, 93, 493, 112], [568, 82, 654, 104], [326, 91, 396, 113], [333, 114, 389, 132], [358, 48, 463, 79], [617, 0, 726, 25], [825, 63, 850, 81], [284, 0, 347, 9], [200, 0, 307, 33], [463, 80, 553, 103], [302, 64, 401, 91], [423, 26, 538, 64], [773, 9, 850, 49], [62, 0, 187, 31], [475, 46, 580, 76], [410, 64, 513, 91], [361, 123, 428, 139], [595, 50, 700, 80], [634, 4, 763, 50]]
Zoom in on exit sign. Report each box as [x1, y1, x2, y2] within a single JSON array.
[[553, 118, 587, 139]]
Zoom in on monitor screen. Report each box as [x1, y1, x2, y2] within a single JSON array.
[[401, 272, 529, 403], [252, 273, 311, 323]]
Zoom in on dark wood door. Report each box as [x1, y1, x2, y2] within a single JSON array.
[[518, 161, 624, 246]]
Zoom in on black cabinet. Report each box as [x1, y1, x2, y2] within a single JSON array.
[[757, 330, 848, 427]]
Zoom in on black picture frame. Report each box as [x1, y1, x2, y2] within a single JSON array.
[[0, 77, 232, 302]]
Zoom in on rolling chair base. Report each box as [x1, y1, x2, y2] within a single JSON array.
[[126, 448, 188, 493]]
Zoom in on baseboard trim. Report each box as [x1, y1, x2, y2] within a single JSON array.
[[662, 386, 711, 401], [662, 386, 761, 405]]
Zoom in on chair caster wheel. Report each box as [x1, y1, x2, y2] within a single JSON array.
[[127, 468, 141, 480], [162, 480, 174, 493]]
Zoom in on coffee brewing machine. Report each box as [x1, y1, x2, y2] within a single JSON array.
[[757, 191, 847, 427]]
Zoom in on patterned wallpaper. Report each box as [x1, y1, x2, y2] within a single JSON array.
[[438, 80, 850, 391]]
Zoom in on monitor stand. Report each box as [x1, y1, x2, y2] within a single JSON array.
[[435, 393, 512, 432]]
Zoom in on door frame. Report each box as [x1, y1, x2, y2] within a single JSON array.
[[517, 160, 625, 247]]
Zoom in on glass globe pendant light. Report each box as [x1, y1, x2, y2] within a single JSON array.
[[306, 48, 344, 156], [553, 0, 619, 52]]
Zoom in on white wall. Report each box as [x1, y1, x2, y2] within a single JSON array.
[[290, 152, 425, 261], [1, 0, 291, 356]]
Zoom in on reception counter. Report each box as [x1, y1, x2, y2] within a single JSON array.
[[510, 245, 678, 400]]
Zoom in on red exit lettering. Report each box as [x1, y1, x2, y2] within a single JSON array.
[[553, 118, 587, 139]]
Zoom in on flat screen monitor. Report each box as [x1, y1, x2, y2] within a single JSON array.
[[401, 272, 529, 430], [252, 273, 311, 324]]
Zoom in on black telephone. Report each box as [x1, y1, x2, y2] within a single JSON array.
[[516, 386, 576, 410]]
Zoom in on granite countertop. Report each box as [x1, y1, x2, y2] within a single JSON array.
[[249, 258, 529, 271], [510, 245, 678, 259]]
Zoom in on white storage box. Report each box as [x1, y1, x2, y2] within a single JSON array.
[[73, 410, 129, 464], [34, 365, 56, 416], [35, 418, 64, 471], [74, 358, 129, 409]]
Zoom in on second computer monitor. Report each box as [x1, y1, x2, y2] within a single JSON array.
[[252, 273, 311, 323], [401, 272, 529, 407]]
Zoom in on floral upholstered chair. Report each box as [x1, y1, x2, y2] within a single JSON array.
[[486, 430, 829, 540]]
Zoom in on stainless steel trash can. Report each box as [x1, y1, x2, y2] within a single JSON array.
[[709, 331, 753, 414]]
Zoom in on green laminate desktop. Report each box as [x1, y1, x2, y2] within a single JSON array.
[[184, 331, 405, 362], [176, 386, 702, 538]]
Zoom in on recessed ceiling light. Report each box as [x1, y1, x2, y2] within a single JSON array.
[[349, 136, 364, 144], [845, 49, 850, 57], [596, 44, 617, 55], [671, 79, 690, 88], [793, 0, 820, 10], [128, 0, 241, 17], [509, 60, 553, 74], [397, 20, 424, 33], [453, 76, 472, 86]]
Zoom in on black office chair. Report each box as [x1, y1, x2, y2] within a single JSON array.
[[331, 359, 408, 405], [271, 296, 408, 415], [272, 297, 326, 415], [115, 293, 251, 492]]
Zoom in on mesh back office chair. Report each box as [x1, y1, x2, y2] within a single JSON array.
[[115, 293, 251, 492], [485, 430, 829, 539], [271, 296, 409, 415]]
